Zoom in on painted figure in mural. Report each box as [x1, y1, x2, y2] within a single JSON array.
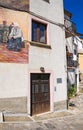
[[13, 22, 24, 52], [2, 21, 9, 43], [8, 23, 15, 50], [9, 22, 14, 34], [0, 25, 3, 43], [8, 22, 23, 52], [7, 22, 14, 49]]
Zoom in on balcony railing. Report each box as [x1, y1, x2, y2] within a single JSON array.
[[66, 46, 73, 57], [67, 60, 78, 67], [64, 18, 76, 38]]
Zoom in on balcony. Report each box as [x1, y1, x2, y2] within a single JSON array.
[[73, 61, 78, 67], [67, 60, 78, 68], [66, 51, 73, 57], [64, 18, 76, 38], [66, 46, 73, 57]]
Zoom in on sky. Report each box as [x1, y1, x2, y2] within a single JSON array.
[[64, 0, 83, 34]]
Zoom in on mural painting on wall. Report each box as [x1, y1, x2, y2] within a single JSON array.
[[0, 21, 28, 63]]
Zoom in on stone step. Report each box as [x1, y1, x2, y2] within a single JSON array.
[[2, 113, 32, 122]]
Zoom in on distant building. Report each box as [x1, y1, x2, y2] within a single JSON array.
[[64, 10, 80, 92]]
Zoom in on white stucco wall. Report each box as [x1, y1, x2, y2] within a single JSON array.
[[29, 0, 67, 102], [30, 0, 64, 23], [74, 36, 82, 49], [0, 63, 28, 98]]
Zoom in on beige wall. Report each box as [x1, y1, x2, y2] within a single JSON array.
[[79, 53, 83, 72], [79, 53, 83, 81], [0, 7, 29, 41]]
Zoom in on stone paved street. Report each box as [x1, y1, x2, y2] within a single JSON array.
[[0, 93, 83, 130], [0, 113, 83, 130]]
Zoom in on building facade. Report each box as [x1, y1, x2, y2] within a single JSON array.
[[64, 10, 81, 92], [64, 10, 82, 92], [0, 0, 67, 116]]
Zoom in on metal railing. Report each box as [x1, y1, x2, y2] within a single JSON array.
[[64, 18, 76, 32], [67, 60, 78, 67]]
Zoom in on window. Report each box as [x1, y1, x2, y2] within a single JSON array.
[[32, 20, 47, 44]]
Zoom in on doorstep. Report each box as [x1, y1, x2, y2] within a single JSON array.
[[0, 110, 73, 123], [0, 113, 32, 122]]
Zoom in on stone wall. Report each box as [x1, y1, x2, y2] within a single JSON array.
[[54, 100, 67, 111], [0, 97, 27, 113]]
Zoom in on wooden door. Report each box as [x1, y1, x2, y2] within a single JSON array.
[[31, 74, 50, 115]]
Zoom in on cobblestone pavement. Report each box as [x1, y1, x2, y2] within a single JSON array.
[[0, 93, 83, 130]]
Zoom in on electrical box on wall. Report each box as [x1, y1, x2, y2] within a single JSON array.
[[57, 78, 62, 84]]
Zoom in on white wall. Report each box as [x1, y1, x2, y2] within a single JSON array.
[[0, 63, 28, 98], [30, 0, 64, 23], [29, 0, 67, 102], [74, 36, 82, 49]]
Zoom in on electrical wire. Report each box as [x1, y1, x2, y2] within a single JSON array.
[[0, 3, 82, 43]]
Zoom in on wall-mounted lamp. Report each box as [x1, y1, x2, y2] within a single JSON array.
[[40, 67, 45, 73]]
